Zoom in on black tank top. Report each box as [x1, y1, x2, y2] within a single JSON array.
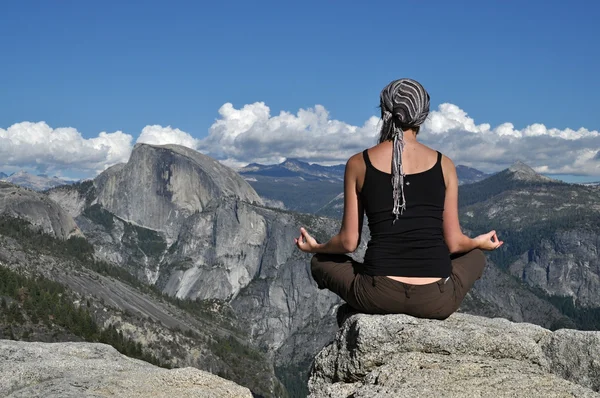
[[360, 149, 451, 277]]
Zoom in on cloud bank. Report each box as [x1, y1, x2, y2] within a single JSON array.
[[0, 122, 132, 176], [2, 103, 599, 178], [196, 102, 600, 176]]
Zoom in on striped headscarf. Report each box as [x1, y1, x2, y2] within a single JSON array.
[[378, 79, 430, 222]]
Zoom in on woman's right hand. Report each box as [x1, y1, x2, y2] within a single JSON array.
[[295, 227, 320, 253], [475, 230, 504, 251]]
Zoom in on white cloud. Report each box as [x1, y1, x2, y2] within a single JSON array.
[[424, 104, 599, 140], [136, 125, 199, 149], [0, 122, 133, 176], [420, 104, 600, 175], [199, 102, 380, 165], [3, 102, 599, 178], [196, 101, 600, 176]]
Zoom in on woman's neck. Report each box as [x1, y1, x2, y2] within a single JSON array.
[[403, 129, 418, 142]]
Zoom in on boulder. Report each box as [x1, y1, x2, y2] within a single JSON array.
[[308, 312, 600, 397], [0, 339, 252, 398]]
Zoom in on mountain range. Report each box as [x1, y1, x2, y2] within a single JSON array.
[[239, 159, 346, 180], [1, 144, 600, 397], [0, 170, 71, 191], [238, 157, 491, 214]]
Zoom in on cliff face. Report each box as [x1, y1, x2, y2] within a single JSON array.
[[75, 144, 341, 347], [0, 340, 253, 398], [509, 229, 600, 307], [95, 144, 262, 241], [0, 181, 82, 240], [309, 312, 600, 397], [464, 258, 574, 329]]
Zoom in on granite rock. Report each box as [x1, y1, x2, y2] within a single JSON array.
[[0, 339, 253, 398], [308, 312, 600, 398]]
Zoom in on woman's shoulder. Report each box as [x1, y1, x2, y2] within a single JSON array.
[[438, 151, 455, 170], [438, 151, 457, 185], [346, 151, 367, 172], [417, 143, 453, 167]]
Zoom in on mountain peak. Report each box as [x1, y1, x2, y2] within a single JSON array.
[[509, 160, 536, 174], [94, 143, 263, 240], [507, 161, 553, 182], [281, 158, 309, 168]]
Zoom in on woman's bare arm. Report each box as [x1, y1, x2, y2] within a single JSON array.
[[295, 153, 364, 253], [441, 155, 503, 253]]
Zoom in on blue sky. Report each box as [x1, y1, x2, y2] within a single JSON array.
[[1, 1, 599, 180]]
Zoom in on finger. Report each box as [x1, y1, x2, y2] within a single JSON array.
[[301, 229, 312, 241]]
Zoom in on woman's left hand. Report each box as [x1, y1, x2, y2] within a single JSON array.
[[295, 227, 320, 253]]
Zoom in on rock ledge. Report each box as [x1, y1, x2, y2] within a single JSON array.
[[0, 339, 252, 398], [308, 312, 600, 398]]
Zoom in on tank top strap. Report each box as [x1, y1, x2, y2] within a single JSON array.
[[362, 149, 373, 168], [436, 151, 445, 180]]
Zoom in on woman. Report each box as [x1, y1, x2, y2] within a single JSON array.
[[295, 78, 503, 320]]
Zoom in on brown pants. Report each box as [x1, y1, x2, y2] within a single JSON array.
[[311, 249, 486, 320]]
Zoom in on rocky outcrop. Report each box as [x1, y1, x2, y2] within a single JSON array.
[[46, 180, 96, 218], [309, 312, 600, 397], [0, 339, 252, 398], [0, 181, 82, 240]]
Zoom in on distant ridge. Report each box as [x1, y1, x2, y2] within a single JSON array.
[[455, 165, 490, 185], [240, 158, 489, 183], [239, 158, 345, 180], [0, 170, 72, 191], [241, 158, 491, 216]]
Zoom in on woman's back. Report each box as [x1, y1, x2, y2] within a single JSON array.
[[365, 140, 439, 176], [360, 141, 451, 278]]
